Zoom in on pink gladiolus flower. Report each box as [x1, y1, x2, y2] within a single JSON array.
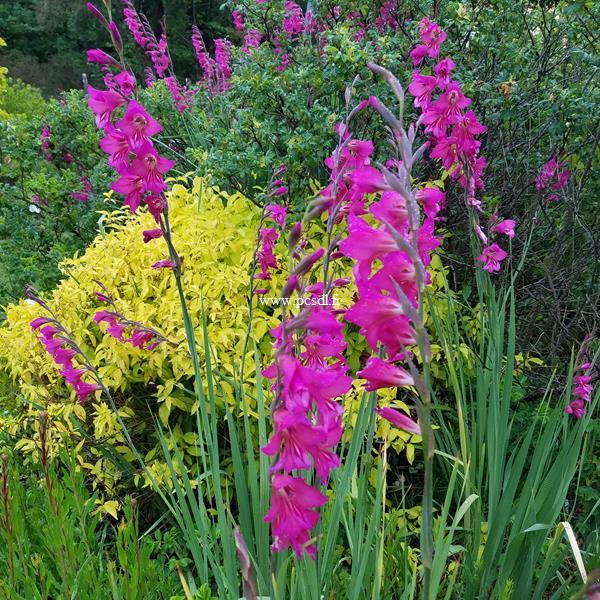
[[122, 0, 148, 48], [53, 347, 78, 367], [410, 44, 429, 66], [376, 407, 421, 435], [565, 399, 586, 419], [433, 57, 455, 89], [86, 49, 121, 68], [99, 126, 131, 169], [232, 10, 245, 31], [271, 185, 288, 196], [129, 328, 155, 349], [214, 39, 232, 87], [492, 219, 516, 238], [30, 317, 51, 330], [116, 100, 162, 150], [143, 228, 163, 243], [145, 194, 166, 223], [432, 82, 471, 123], [370, 191, 409, 230], [129, 143, 174, 192], [164, 76, 192, 113], [420, 20, 446, 58], [147, 33, 170, 78], [263, 474, 327, 559], [454, 110, 486, 139], [345, 293, 416, 357], [74, 380, 101, 404], [416, 186, 445, 219], [348, 166, 389, 194], [408, 72, 437, 110], [94, 310, 127, 340], [262, 410, 341, 480], [257, 227, 279, 278], [60, 363, 100, 405], [566, 352, 595, 419], [430, 135, 460, 170], [417, 218, 442, 267], [477, 243, 508, 273], [151, 259, 177, 269], [422, 105, 452, 138], [266, 204, 287, 228], [339, 216, 397, 273], [114, 71, 136, 97], [367, 252, 418, 304], [87, 85, 125, 130], [358, 357, 414, 391], [111, 168, 145, 212]]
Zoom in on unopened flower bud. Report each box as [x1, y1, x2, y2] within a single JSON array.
[[281, 275, 299, 299], [291, 248, 324, 278], [287, 222, 302, 251], [109, 22, 124, 56], [87, 2, 110, 30]]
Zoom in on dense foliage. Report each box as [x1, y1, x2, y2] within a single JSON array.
[[0, 89, 113, 306]]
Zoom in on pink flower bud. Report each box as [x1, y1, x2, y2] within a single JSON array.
[[151, 259, 177, 269], [143, 228, 163, 243], [287, 222, 302, 250], [87, 3, 110, 30], [109, 22, 123, 55]]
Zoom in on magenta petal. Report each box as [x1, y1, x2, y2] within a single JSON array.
[[376, 407, 421, 435]]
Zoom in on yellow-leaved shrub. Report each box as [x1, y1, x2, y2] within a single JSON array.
[[0, 176, 477, 498], [0, 178, 285, 490]]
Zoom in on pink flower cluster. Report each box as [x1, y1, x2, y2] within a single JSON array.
[[330, 129, 433, 432], [40, 125, 73, 164], [254, 203, 287, 292], [122, 0, 169, 77], [565, 362, 593, 419], [281, 1, 305, 37], [232, 10, 245, 32], [71, 176, 93, 203], [30, 316, 100, 405], [407, 17, 515, 274], [191, 26, 233, 94], [253, 171, 289, 293], [89, 92, 173, 217], [242, 29, 263, 55], [261, 72, 453, 556], [94, 311, 164, 350], [374, 0, 400, 33], [117, 1, 192, 110], [535, 156, 570, 202], [86, 5, 175, 266], [41, 126, 52, 161], [261, 259, 352, 558], [92, 285, 170, 350]]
